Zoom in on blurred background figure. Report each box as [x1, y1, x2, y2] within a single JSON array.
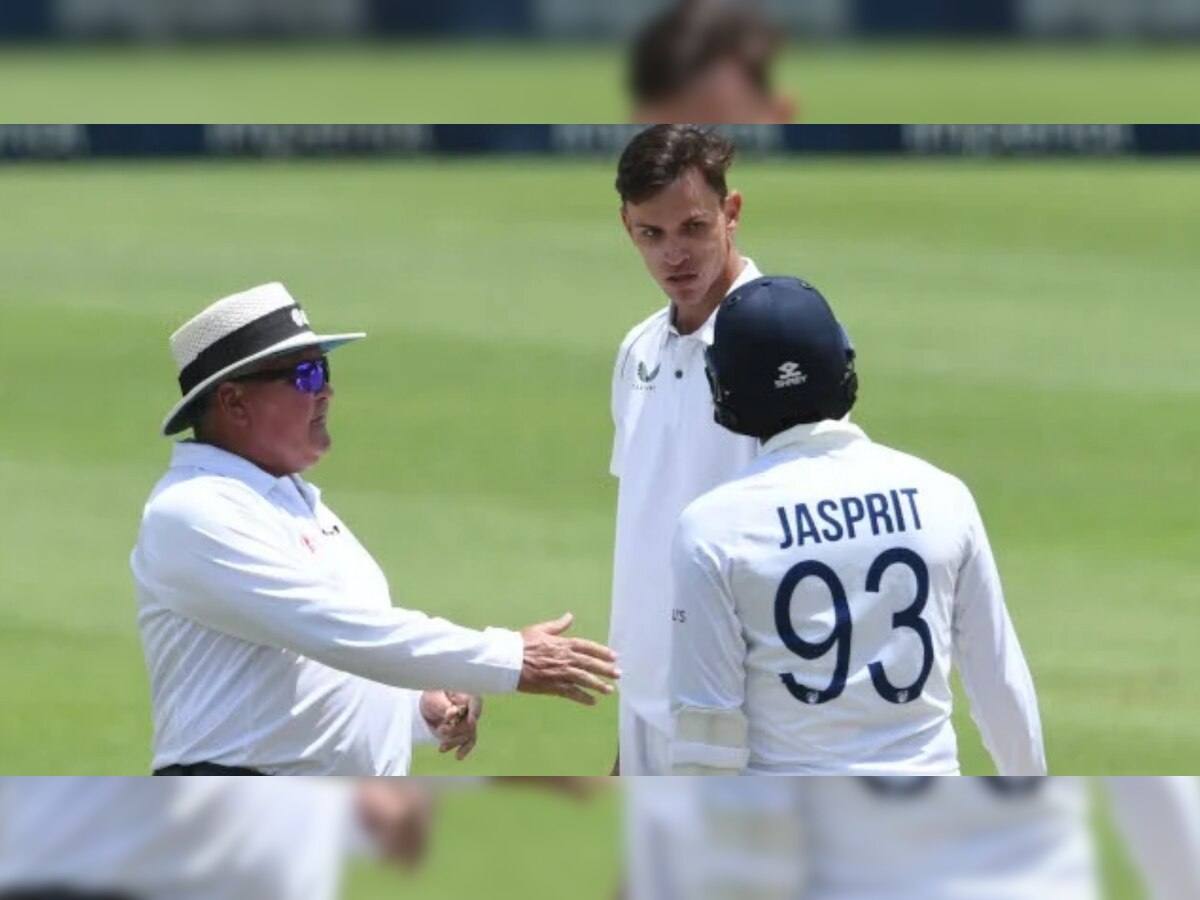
[[0, 777, 437, 900], [803, 777, 1200, 900], [622, 778, 1200, 900], [624, 778, 806, 900], [0, 777, 610, 900], [0, 1, 1197, 121], [627, 0, 794, 123]]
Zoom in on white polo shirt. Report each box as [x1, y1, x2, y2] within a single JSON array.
[[0, 777, 355, 900], [669, 419, 1046, 775], [130, 442, 524, 775], [609, 258, 762, 734]]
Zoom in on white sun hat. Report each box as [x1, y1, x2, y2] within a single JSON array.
[[161, 282, 365, 436]]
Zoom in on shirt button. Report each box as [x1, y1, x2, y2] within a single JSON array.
[[675, 370, 684, 379]]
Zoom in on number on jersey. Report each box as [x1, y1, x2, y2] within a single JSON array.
[[774, 548, 934, 705]]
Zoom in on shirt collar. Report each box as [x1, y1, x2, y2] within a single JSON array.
[[759, 417, 868, 457], [169, 440, 293, 498], [669, 257, 762, 344]]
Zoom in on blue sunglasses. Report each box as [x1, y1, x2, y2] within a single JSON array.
[[234, 357, 330, 394]]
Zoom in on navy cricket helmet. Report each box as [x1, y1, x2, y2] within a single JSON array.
[[705, 276, 858, 440]]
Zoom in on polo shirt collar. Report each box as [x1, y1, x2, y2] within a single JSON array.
[[169, 440, 290, 498], [759, 417, 868, 457], [669, 257, 763, 344]]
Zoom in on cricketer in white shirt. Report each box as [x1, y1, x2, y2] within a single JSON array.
[[622, 777, 1200, 900], [669, 418, 1045, 775], [802, 776, 1200, 900], [667, 275, 1044, 776], [609, 257, 762, 774], [131, 441, 525, 775]]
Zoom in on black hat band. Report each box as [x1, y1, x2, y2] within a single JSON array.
[[177, 304, 311, 396]]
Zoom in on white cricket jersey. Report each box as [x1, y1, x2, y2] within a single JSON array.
[[804, 777, 1094, 900], [131, 441, 524, 775], [0, 777, 355, 900], [610, 257, 762, 734], [803, 777, 1200, 900], [669, 418, 1045, 775]]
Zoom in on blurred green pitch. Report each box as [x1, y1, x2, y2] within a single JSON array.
[[0, 42, 1198, 121]]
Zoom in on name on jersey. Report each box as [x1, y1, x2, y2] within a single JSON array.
[[777, 488, 922, 549]]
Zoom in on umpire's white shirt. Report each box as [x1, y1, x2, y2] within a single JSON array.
[[0, 777, 355, 900], [610, 258, 762, 736], [669, 419, 1046, 775], [131, 441, 524, 775]]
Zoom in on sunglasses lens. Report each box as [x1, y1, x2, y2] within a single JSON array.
[[294, 359, 329, 394]]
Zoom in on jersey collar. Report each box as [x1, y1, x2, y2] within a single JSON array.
[[759, 417, 868, 457]]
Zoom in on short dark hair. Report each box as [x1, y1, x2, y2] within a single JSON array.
[[616, 125, 736, 205], [628, 0, 782, 107]]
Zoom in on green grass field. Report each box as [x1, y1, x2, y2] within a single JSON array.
[[1, 157, 1197, 778], [0, 42, 1198, 121], [0, 154, 1195, 897], [344, 786, 621, 900]]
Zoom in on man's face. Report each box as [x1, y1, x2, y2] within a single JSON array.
[[215, 347, 333, 475], [621, 166, 743, 313]]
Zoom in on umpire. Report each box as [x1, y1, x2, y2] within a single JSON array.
[[131, 283, 618, 775]]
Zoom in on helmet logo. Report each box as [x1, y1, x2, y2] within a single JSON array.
[[774, 361, 807, 389]]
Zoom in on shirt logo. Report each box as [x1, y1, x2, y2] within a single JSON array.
[[300, 534, 319, 554], [634, 360, 661, 392], [774, 361, 807, 389]]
